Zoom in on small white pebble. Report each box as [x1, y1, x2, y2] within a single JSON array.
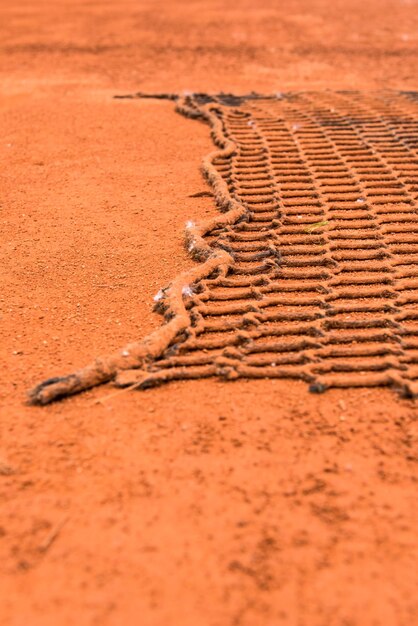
[[153, 290, 164, 302], [356, 197, 365, 203], [122, 350, 130, 357], [185, 220, 195, 229], [182, 285, 193, 297]]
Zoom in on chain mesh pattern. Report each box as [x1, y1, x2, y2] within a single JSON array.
[[29, 91, 418, 404]]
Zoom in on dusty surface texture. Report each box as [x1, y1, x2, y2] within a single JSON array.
[[1, 1, 418, 625]]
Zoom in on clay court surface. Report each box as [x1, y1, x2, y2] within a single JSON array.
[[1, 1, 418, 624]]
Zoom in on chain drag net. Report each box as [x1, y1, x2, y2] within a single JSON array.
[[29, 91, 418, 404]]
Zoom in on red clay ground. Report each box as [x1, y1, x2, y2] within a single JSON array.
[[1, 1, 418, 624]]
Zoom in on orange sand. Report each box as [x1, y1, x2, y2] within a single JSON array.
[[1, 1, 418, 625]]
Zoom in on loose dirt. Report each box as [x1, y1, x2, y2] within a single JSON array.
[[1, 1, 418, 625]]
